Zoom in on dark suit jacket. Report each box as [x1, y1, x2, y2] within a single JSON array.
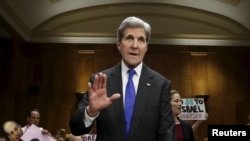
[[177, 119, 195, 141], [70, 63, 175, 141]]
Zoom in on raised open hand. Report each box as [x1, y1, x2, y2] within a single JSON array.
[[86, 73, 120, 117]]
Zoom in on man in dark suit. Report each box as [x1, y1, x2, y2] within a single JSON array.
[[69, 16, 175, 141]]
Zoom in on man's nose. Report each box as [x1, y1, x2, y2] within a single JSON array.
[[132, 40, 139, 48], [14, 131, 18, 136]]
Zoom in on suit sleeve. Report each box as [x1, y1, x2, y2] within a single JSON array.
[[159, 79, 176, 141], [69, 75, 95, 136]]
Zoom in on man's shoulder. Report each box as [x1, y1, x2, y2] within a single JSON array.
[[144, 65, 170, 82], [100, 63, 121, 74]]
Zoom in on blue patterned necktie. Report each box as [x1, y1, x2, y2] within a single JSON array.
[[125, 69, 136, 138]]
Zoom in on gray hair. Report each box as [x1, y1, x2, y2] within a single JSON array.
[[117, 16, 151, 43]]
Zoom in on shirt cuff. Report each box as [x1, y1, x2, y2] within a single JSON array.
[[84, 108, 99, 127]]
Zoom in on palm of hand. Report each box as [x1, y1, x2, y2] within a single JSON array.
[[87, 73, 120, 113]]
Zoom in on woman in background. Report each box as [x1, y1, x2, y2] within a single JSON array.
[[171, 90, 195, 141]]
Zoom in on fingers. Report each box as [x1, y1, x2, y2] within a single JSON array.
[[110, 93, 121, 102], [92, 74, 99, 91], [88, 73, 107, 98], [102, 73, 107, 89], [92, 73, 107, 91], [97, 73, 105, 89], [87, 82, 92, 94], [205, 113, 208, 119], [87, 73, 119, 107]]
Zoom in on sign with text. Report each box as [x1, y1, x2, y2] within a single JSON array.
[[82, 134, 96, 141], [179, 98, 206, 120]]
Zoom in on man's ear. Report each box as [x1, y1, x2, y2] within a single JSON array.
[[117, 41, 121, 51]]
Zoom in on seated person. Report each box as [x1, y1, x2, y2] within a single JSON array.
[[3, 120, 23, 141]]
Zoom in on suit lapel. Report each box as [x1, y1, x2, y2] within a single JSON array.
[[107, 63, 155, 140], [107, 63, 126, 138], [129, 64, 154, 139]]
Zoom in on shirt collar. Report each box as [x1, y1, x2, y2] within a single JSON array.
[[121, 60, 142, 76]]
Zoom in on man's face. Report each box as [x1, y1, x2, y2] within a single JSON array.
[[5, 122, 23, 141], [117, 27, 148, 68], [27, 111, 40, 126]]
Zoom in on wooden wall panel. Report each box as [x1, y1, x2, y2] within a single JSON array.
[[93, 50, 121, 73], [0, 41, 250, 141], [191, 53, 207, 96], [144, 51, 192, 97], [76, 50, 95, 92]]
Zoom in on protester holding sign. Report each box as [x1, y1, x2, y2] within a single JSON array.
[[171, 90, 195, 141], [22, 109, 51, 136]]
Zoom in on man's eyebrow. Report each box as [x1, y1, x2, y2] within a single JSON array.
[[138, 36, 146, 40], [125, 34, 145, 39], [125, 34, 133, 37]]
